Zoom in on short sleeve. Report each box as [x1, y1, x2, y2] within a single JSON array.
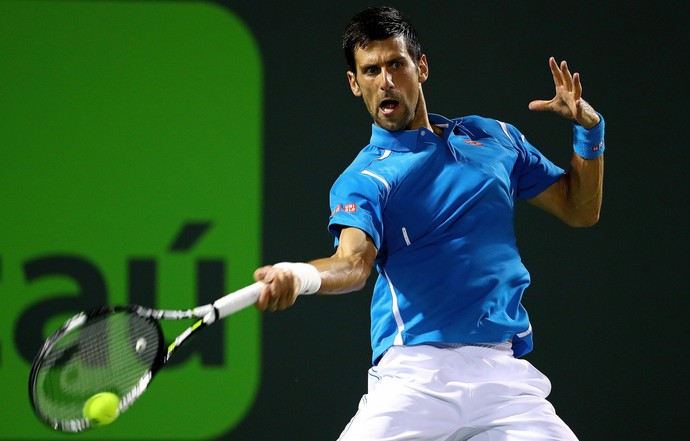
[[328, 171, 386, 249], [504, 122, 564, 200]]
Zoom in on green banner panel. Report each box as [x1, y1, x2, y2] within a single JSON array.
[[0, 0, 263, 439]]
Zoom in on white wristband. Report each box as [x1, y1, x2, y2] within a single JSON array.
[[272, 262, 321, 295]]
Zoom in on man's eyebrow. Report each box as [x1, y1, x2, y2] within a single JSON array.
[[387, 56, 406, 65], [359, 56, 406, 72], [359, 62, 379, 72]]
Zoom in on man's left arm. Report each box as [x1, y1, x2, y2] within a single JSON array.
[[527, 57, 604, 227]]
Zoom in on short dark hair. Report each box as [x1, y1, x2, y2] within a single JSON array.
[[342, 6, 422, 72]]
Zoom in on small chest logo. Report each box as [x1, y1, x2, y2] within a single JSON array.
[[463, 139, 484, 147]]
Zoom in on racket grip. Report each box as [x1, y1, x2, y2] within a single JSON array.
[[213, 282, 264, 319]]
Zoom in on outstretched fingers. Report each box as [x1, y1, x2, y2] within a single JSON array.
[[527, 99, 550, 112], [573, 72, 583, 102], [531, 57, 599, 126], [560, 60, 574, 91], [549, 56, 563, 88]]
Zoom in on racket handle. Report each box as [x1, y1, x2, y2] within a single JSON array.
[[213, 282, 265, 319]]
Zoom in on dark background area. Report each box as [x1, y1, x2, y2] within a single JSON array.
[[6, 1, 684, 439], [221, 1, 689, 440]]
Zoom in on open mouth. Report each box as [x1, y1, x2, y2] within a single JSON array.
[[379, 99, 399, 116]]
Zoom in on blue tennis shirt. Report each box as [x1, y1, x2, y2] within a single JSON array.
[[328, 113, 564, 363]]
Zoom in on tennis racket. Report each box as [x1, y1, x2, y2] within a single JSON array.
[[28, 281, 265, 432]]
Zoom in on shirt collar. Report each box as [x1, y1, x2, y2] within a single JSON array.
[[369, 113, 459, 152]]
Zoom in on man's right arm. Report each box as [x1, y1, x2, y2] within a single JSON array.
[[253, 227, 377, 311]]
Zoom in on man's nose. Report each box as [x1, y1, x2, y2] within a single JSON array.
[[379, 68, 394, 90]]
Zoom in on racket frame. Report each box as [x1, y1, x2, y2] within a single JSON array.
[[28, 282, 264, 432]]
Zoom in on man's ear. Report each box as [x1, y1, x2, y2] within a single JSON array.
[[347, 71, 362, 97], [417, 54, 429, 84]]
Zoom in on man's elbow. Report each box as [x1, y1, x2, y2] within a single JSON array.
[[351, 257, 373, 290], [565, 210, 600, 228]]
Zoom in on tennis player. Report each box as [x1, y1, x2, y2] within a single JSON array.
[[254, 6, 604, 440]]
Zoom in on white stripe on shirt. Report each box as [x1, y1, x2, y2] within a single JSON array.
[[361, 170, 390, 192], [383, 268, 405, 346]]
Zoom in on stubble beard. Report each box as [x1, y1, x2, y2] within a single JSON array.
[[371, 99, 417, 132]]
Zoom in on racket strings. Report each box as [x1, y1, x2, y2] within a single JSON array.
[[33, 312, 161, 425]]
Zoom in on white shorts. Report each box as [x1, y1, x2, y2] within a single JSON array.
[[337, 344, 578, 441]]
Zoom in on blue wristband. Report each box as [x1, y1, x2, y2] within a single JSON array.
[[573, 113, 605, 159]]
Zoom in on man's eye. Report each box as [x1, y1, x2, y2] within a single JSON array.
[[392, 61, 402, 69], [365, 67, 379, 75]]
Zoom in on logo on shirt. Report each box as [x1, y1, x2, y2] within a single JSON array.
[[331, 203, 357, 215], [463, 139, 484, 147]]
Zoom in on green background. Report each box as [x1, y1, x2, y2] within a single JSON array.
[[1, 0, 688, 440], [0, 1, 261, 439]]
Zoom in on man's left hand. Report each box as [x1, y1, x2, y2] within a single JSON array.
[[528, 57, 600, 129]]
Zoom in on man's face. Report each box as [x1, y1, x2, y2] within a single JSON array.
[[347, 36, 428, 132]]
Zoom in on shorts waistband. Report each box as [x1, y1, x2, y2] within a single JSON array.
[[427, 341, 514, 354]]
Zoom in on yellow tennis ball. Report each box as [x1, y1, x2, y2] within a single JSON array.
[[83, 392, 120, 427]]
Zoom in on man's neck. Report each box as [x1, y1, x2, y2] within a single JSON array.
[[407, 88, 443, 137]]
